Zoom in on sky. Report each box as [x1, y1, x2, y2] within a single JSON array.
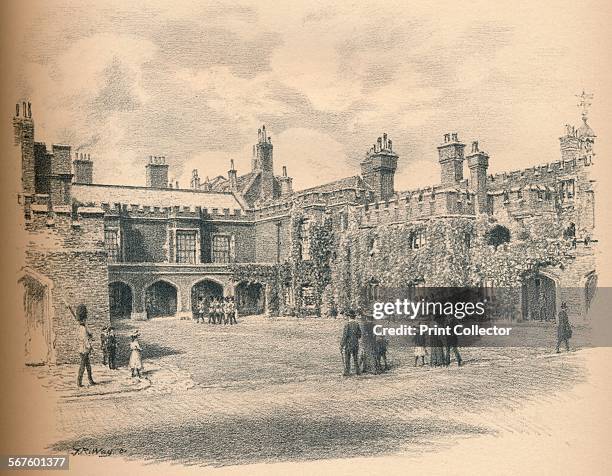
[[5, 0, 611, 192]]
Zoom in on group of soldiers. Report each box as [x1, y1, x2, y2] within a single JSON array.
[[195, 295, 238, 325]]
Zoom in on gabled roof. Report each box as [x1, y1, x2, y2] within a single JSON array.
[[295, 175, 372, 195]]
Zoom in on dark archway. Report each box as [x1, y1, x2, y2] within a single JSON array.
[[19, 273, 51, 365], [521, 273, 556, 321], [236, 282, 265, 316], [109, 282, 133, 320], [145, 281, 178, 317], [191, 280, 224, 316]]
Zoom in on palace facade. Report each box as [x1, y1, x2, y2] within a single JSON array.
[[14, 99, 597, 364]]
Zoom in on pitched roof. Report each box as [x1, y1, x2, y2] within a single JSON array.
[[72, 183, 244, 210], [296, 175, 372, 195]]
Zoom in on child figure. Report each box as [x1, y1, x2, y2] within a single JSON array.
[[129, 331, 143, 378], [100, 326, 108, 365], [413, 329, 427, 367]]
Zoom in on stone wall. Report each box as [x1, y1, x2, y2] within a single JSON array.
[[23, 207, 109, 364]]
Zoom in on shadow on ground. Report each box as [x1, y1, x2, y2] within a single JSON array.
[[51, 413, 488, 467]]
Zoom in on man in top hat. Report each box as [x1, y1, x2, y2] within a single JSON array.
[[76, 304, 96, 387], [340, 309, 362, 376], [106, 326, 117, 370], [556, 302, 572, 353]]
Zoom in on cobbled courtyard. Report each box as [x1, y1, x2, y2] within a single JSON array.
[[48, 316, 590, 467]]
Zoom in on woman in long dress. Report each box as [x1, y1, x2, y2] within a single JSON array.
[[129, 332, 143, 378]]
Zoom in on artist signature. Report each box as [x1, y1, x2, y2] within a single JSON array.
[[71, 447, 127, 457]]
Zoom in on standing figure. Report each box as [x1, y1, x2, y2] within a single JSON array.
[[413, 329, 427, 366], [129, 332, 143, 378], [221, 296, 229, 324], [207, 297, 215, 324], [212, 297, 220, 324], [106, 326, 117, 370], [76, 304, 95, 388], [145, 296, 153, 320], [216, 297, 223, 324], [196, 296, 205, 324], [375, 335, 389, 372], [556, 302, 572, 353], [100, 326, 108, 366], [229, 296, 238, 325], [428, 320, 445, 367], [340, 309, 362, 376], [444, 318, 462, 367]]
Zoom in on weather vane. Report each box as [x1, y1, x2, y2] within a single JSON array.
[[576, 90, 593, 120]]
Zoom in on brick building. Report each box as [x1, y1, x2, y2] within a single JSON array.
[[14, 98, 597, 365]]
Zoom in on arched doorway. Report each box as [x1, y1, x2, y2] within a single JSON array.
[[18, 272, 52, 365], [235, 281, 265, 315], [521, 273, 556, 321], [109, 282, 133, 320], [144, 281, 178, 317], [191, 280, 224, 316]]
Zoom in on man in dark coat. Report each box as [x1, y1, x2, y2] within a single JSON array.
[[340, 309, 362, 376], [375, 336, 389, 372], [556, 302, 572, 352], [106, 326, 117, 370], [444, 317, 462, 367]]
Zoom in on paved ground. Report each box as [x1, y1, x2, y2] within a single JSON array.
[[46, 316, 589, 468]]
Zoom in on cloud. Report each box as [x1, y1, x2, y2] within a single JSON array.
[[9, 0, 609, 193]]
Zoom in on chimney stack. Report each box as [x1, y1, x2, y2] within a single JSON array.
[[73, 151, 94, 184], [437, 132, 465, 185], [467, 139, 489, 214], [279, 165, 293, 197], [228, 159, 238, 191], [145, 155, 169, 188]]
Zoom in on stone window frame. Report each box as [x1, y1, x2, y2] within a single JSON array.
[[299, 218, 311, 261], [211, 233, 235, 264], [104, 227, 121, 262], [175, 228, 199, 264]]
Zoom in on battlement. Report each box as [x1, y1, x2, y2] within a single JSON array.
[[355, 185, 476, 227], [487, 155, 592, 187], [94, 202, 247, 220]]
